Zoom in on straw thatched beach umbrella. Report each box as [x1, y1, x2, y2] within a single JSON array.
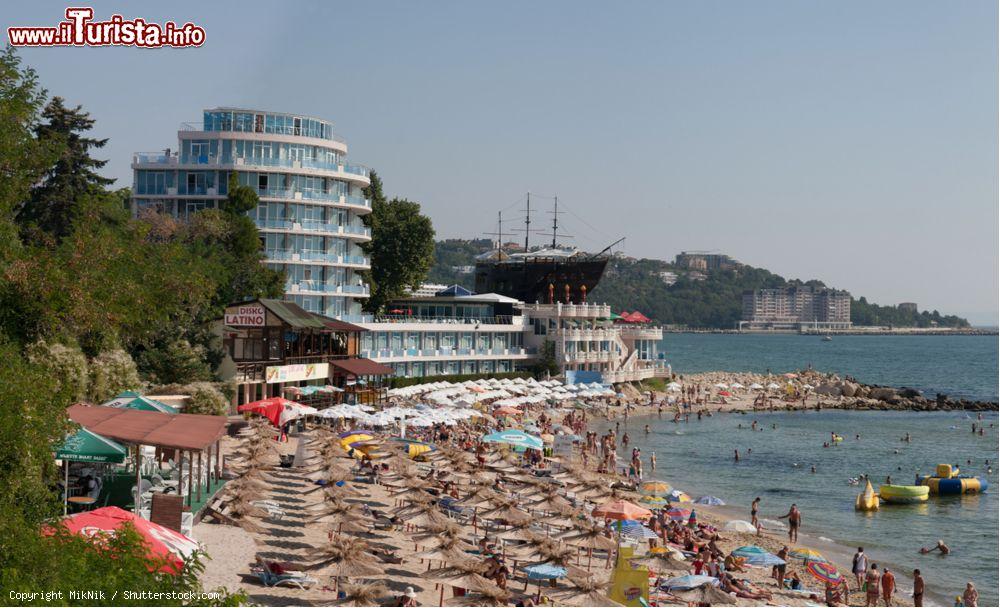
[[306, 536, 383, 593], [549, 575, 621, 607], [425, 560, 495, 607], [332, 582, 389, 607], [631, 552, 689, 573], [442, 586, 513, 607], [672, 583, 736, 605]]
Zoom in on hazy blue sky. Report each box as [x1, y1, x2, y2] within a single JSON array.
[[5, 1, 997, 323]]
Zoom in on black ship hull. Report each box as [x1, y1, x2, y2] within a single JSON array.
[[474, 257, 608, 304]]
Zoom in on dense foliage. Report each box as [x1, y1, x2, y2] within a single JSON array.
[[360, 171, 436, 313], [0, 48, 246, 602], [429, 238, 971, 328]]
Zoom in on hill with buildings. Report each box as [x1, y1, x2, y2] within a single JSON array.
[[428, 239, 970, 329]]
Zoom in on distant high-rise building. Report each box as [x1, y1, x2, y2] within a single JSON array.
[[898, 302, 919, 313], [740, 286, 852, 330], [132, 107, 372, 320], [675, 252, 740, 272]]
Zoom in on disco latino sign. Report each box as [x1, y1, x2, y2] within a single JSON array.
[[225, 304, 266, 327]]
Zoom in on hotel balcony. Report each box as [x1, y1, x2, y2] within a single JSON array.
[[255, 219, 371, 240], [360, 347, 537, 363], [617, 326, 665, 341], [285, 281, 371, 297], [267, 250, 370, 268]]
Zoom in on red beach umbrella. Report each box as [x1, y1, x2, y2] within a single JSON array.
[[52, 507, 198, 574], [238, 397, 303, 427], [665, 507, 692, 521], [718, 390, 732, 397]]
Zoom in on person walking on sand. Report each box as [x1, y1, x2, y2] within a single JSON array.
[[852, 547, 868, 590], [912, 569, 924, 607], [750, 497, 760, 528], [881, 567, 895, 606], [778, 503, 801, 542], [865, 564, 880, 607]]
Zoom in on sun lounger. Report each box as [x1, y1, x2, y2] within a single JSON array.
[[250, 556, 317, 590]]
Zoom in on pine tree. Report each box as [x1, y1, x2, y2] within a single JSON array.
[[17, 96, 114, 241]]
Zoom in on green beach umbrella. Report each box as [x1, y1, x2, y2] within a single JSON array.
[[118, 396, 177, 414], [55, 427, 127, 463]]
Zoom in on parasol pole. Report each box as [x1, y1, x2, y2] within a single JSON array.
[[63, 459, 69, 516]]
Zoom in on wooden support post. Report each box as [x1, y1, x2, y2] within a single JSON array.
[[216, 440, 222, 480], [197, 451, 203, 503], [187, 450, 193, 507]]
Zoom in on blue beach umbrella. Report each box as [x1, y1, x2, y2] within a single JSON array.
[[481, 430, 544, 450], [733, 545, 786, 567], [694, 495, 726, 506]]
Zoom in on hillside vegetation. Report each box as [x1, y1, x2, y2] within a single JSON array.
[[430, 239, 970, 329]]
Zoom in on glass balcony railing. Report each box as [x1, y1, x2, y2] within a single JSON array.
[[180, 121, 347, 144], [266, 250, 370, 266], [254, 219, 371, 237], [253, 188, 370, 208], [133, 153, 370, 180], [286, 281, 370, 295]]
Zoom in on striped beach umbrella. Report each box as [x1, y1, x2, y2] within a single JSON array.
[[665, 507, 691, 521], [805, 560, 845, 585], [789, 548, 829, 564]]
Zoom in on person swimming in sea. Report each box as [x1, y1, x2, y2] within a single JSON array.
[[920, 540, 950, 555], [734, 449, 740, 462]]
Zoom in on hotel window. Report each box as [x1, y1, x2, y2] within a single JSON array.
[[424, 332, 438, 350], [406, 332, 420, 350], [186, 172, 206, 194], [441, 332, 456, 350], [254, 114, 264, 133], [258, 174, 268, 191], [390, 332, 403, 351], [293, 117, 301, 136], [460, 332, 473, 349]]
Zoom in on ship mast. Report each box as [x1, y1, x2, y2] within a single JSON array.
[[524, 192, 531, 252], [546, 195, 572, 249]]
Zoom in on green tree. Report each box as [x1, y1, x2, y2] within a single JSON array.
[[16, 96, 114, 242], [361, 172, 436, 313], [0, 47, 58, 273]]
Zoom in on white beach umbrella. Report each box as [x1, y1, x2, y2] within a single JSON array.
[[766, 383, 781, 390], [730, 382, 745, 389], [714, 383, 728, 389], [750, 383, 764, 390]]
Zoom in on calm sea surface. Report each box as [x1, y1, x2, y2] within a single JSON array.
[[659, 333, 999, 402], [624, 334, 999, 604]]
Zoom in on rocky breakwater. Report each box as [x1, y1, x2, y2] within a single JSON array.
[[813, 380, 998, 412]]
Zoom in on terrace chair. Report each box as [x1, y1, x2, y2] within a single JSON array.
[[250, 556, 317, 590], [151, 473, 179, 492]]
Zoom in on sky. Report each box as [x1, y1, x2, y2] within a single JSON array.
[[4, 1, 998, 324]]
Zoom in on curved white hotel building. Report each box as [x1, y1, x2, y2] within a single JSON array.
[[131, 108, 371, 320]]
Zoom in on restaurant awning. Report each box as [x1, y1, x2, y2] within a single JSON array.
[[66, 404, 228, 452], [329, 358, 395, 377]]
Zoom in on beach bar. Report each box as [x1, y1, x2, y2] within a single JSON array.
[[66, 404, 229, 518], [218, 298, 393, 411]]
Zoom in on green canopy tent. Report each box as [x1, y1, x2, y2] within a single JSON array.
[[55, 427, 127, 514]]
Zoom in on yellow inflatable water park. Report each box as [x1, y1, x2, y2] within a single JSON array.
[[917, 464, 989, 495], [879, 484, 929, 504], [855, 480, 880, 511]]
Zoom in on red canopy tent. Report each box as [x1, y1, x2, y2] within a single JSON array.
[[623, 311, 652, 323], [237, 397, 303, 427], [50, 506, 199, 574]]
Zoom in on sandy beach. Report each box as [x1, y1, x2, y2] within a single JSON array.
[[192, 375, 925, 607]]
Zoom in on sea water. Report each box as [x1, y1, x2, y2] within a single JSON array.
[[616, 409, 999, 605], [659, 333, 998, 402]]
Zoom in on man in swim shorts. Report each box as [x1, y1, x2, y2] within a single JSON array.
[[779, 503, 801, 542]]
